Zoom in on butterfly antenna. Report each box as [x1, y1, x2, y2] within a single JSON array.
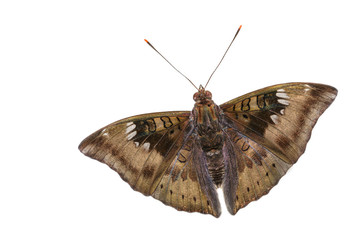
[[144, 39, 199, 91], [204, 25, 242, 89]]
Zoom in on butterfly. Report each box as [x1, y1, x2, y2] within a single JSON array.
[[78, 26, 337, 217]]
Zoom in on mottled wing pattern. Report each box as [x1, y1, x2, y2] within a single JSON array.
[[152, 136, 221, 217], [79, 111, 220, 217], [220, 82, 337, 214], [223, 128, 293, 214]]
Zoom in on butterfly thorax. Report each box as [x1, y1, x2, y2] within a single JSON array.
[[192, 89, 225, 187]]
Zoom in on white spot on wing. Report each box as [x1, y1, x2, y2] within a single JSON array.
[[126, 123, 136, 134], [278, 99, 289, 105], [280, 109, 285, 115], [135, 142, 139, 147], [270, 114, 279, 124], [127, 131, 136, 140], [277, 88, 285, 92], [276, 92, 290, 99], [126, 122, 133, 126], [143, 142, 150, 151], [101, 129, 109, 137]]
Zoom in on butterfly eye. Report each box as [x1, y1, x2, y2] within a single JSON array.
[[193, 92, 200, 101], [205, 91, 212, 99]]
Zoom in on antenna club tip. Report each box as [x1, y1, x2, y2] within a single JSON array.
[[144, 39, 149, 43], [239, 25, 242, 30]]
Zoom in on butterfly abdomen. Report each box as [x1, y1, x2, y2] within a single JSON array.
[[205, 148, 225, 187], [198, 129, 225, 187]]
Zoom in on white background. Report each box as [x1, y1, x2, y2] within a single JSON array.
[[1, 1, 359, 239]]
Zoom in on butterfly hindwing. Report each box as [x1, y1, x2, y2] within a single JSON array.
[[152, 136, 221, 217], [223, 127, 292, 214], [79, 111, 221, 217], [221, 82, 337, 214]]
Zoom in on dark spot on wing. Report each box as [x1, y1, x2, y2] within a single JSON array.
[[111, 148, 119, 156], [276, 135, 291, 149], [142, 165, 155, 179], [104, 143, 112, 149], [126, 164, 139, 176], [245, 158, 253, 168], [118, 156, 127, 165], [238, 157, 245, 173]]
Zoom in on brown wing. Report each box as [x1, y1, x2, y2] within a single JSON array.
[[152, 136, 221, 217], [220, 82, 337, 214], [222, 128, 293, 214], [79, 111, 220, 217]]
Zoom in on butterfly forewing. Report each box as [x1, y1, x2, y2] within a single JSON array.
[[221, 83, 337, 163], [79, 111, 190, 192], [221, 83, 337, 214], [79, 111, 220, 217]]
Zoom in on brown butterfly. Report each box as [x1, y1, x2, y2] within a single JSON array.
[[78, 26, 337, 217]]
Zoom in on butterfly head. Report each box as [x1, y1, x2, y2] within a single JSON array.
[[192, 85, 220, 131], [193, 85, 213, 104]]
